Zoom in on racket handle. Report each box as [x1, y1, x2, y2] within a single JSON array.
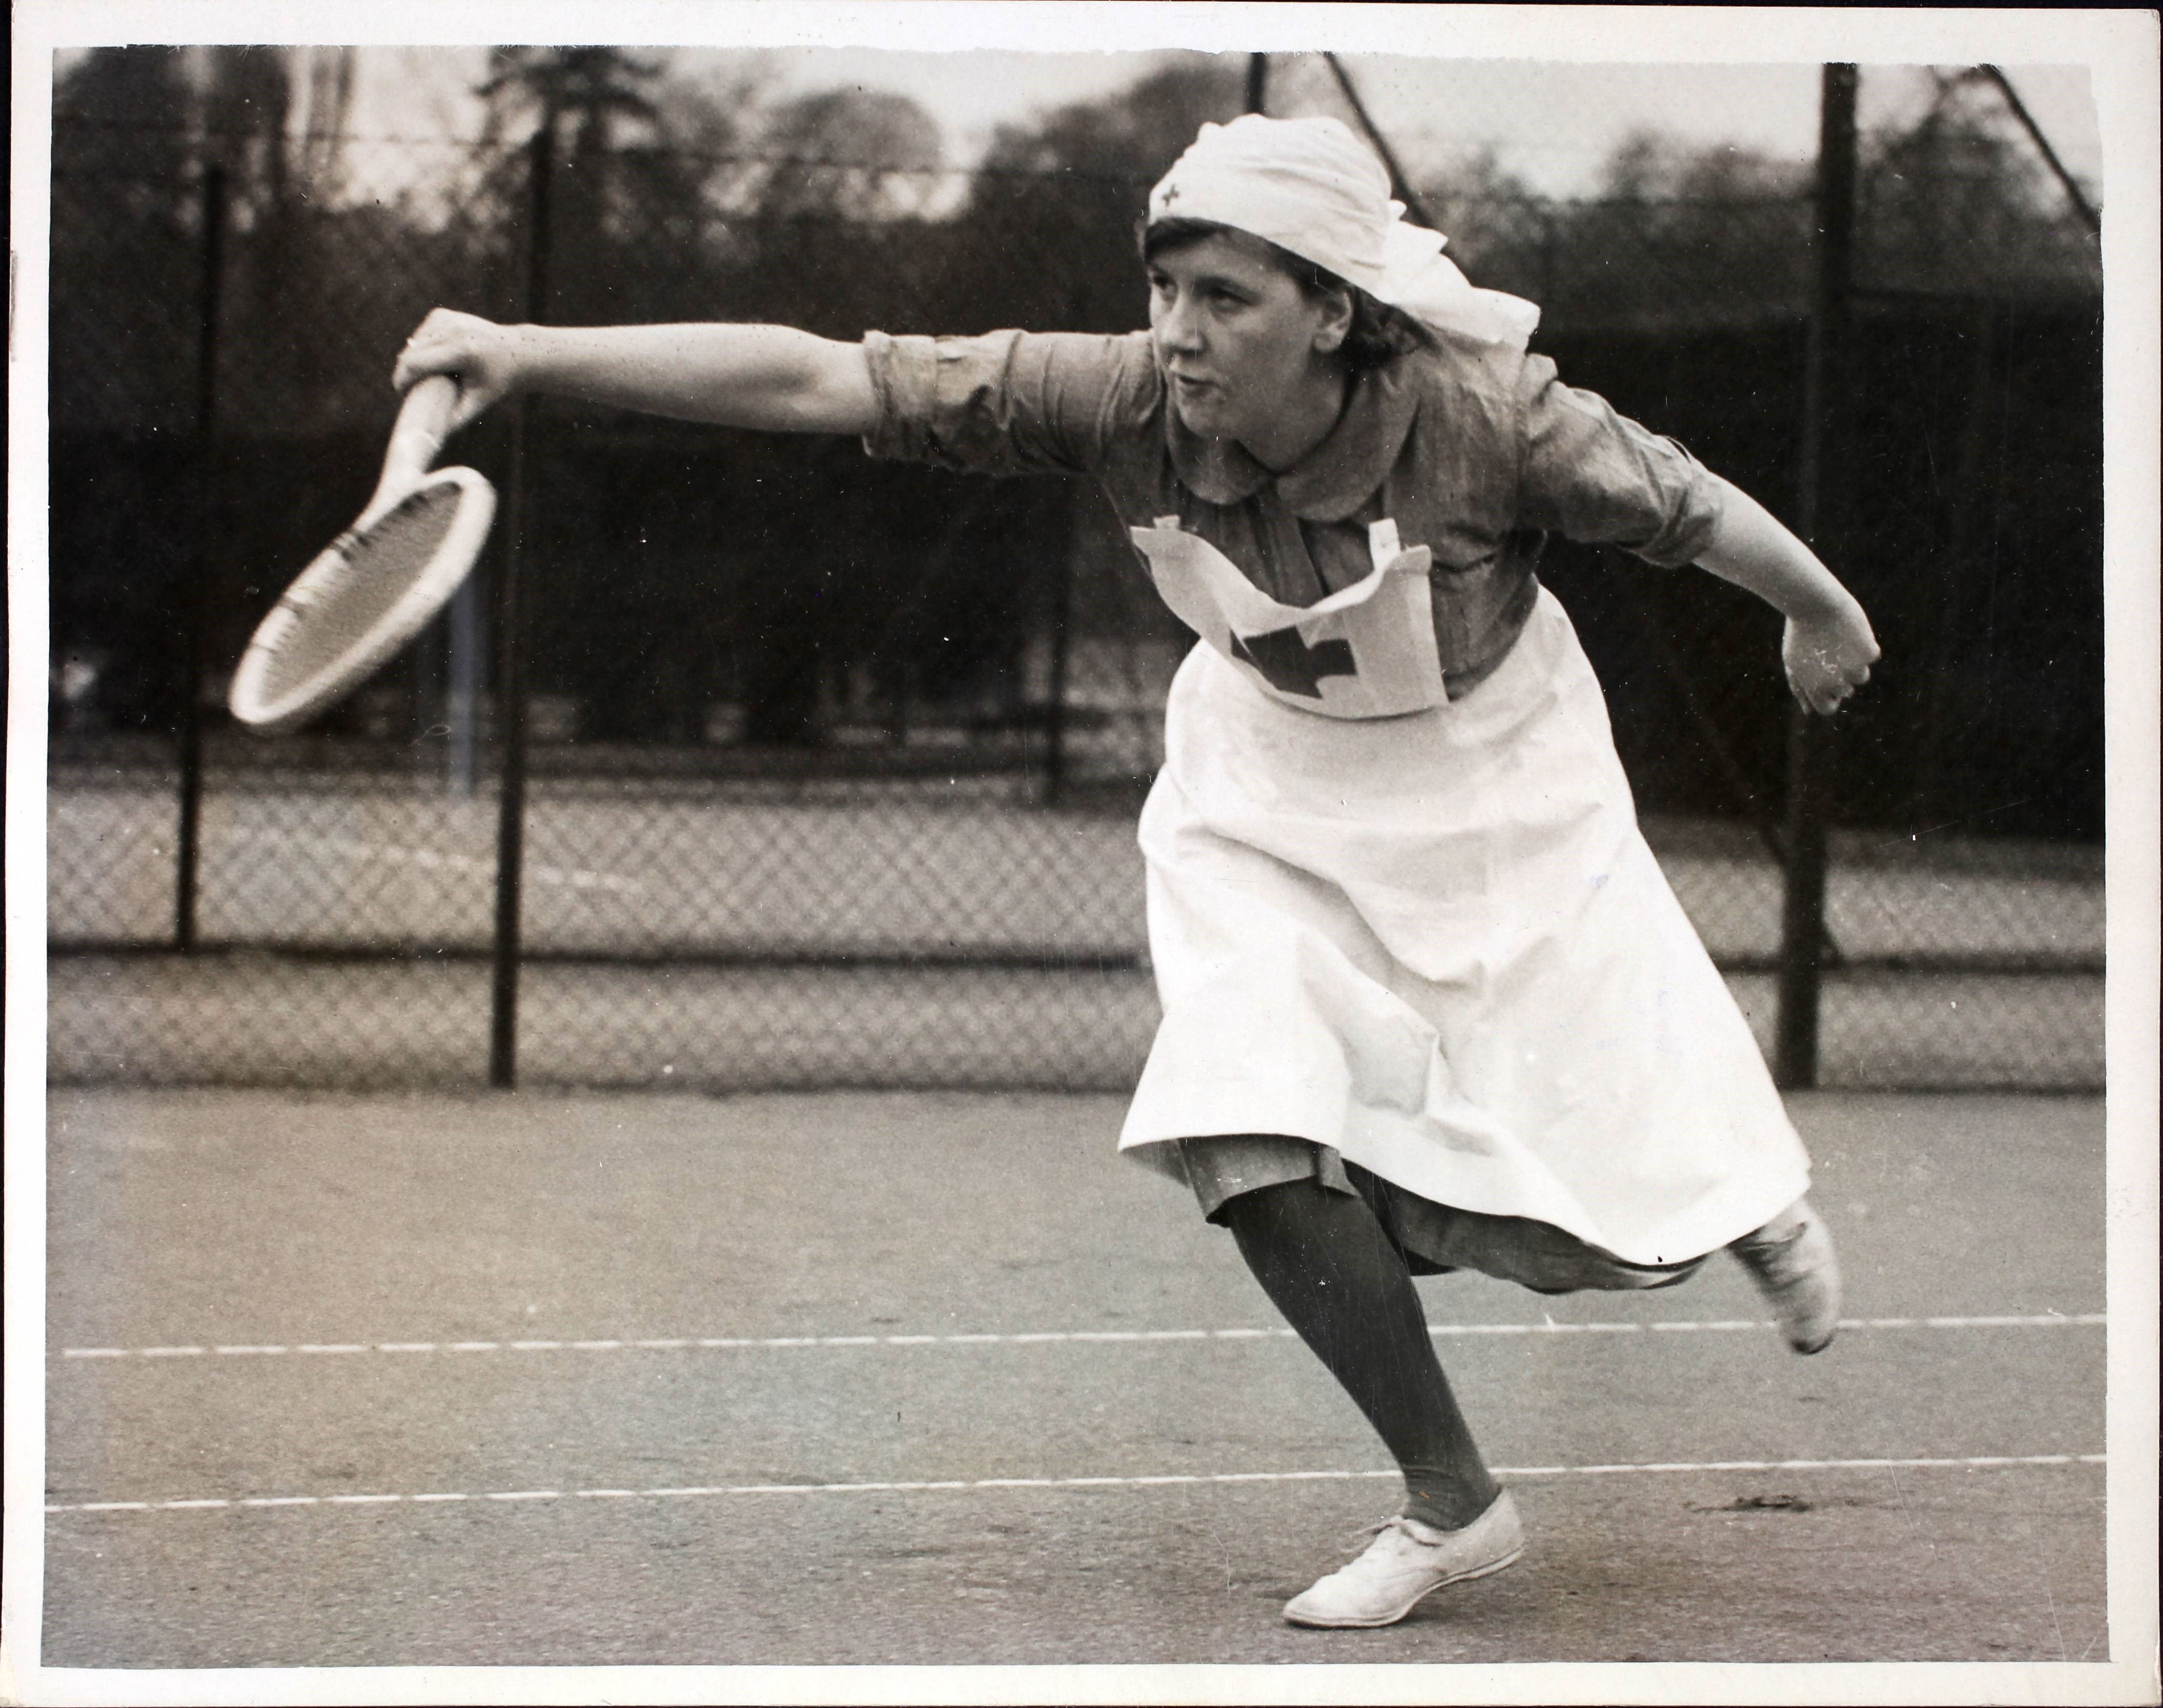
[[363, 374, 460, 521]]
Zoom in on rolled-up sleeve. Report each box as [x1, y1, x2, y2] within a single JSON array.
[[1515, 355, 1725, 566], [861, 329, 1154, 478]]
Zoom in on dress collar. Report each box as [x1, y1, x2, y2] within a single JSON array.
[[1162, 357, 1420, 522]]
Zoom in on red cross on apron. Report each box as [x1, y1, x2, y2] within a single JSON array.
[[1128, 517, 1450, 719]]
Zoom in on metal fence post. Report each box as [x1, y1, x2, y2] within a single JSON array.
[[448, 572, 484, 797], [1043, 494, 1074, 807], [489, 122, 550, 1088], [175, 161, 226, 952], [1775, 63, 1857, 1091], [1324, 54, 1436, 228]]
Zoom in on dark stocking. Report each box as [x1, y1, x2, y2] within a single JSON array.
[[1218, 1175, 1500, 1531]]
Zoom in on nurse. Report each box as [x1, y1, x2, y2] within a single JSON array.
[[396, 113, 1879, 1631]]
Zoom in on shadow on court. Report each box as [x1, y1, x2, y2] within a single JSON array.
[[41, 1087, 2106, 1667]]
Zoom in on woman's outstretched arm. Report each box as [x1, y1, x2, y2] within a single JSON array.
[[392, 309, 879, 438], [1697, 477, 1881, 715]]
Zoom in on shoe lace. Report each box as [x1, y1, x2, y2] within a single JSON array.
[[1339, 1514, 1419, 1556]]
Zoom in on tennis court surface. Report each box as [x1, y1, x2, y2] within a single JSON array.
[[44, 1084, 2106, 1670]]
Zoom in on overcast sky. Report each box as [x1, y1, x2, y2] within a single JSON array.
[[36, 6, 2118, 218], [337, 44, 2102, 199]]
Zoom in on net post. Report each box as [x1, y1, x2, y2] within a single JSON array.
[[1775, 63, 1857, 1091], [176, 162, 226, 953], [489, 122, 550, 1089]]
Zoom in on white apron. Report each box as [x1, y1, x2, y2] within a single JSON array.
[[1116, 521, 1809, 1268]]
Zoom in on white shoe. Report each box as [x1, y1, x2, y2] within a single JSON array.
[[1729, 1197, 1841, 1354], [1282, 1491, 1524, 1629]]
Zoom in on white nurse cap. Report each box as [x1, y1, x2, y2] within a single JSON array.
[[1148, 113, 1540, 352]]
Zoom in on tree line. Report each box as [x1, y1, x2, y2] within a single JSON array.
[[49, 48, 2102, 836]]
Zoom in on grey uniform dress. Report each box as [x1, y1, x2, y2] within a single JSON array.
[[863, 326, 1811, 1293]]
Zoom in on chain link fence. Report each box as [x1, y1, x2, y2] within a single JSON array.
[[45, 51, 2105, 1094]]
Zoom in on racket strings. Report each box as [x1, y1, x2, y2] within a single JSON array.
[[258, 486, 469, 703]]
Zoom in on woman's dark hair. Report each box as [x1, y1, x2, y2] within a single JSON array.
[[1139, 216, 1434, 376]]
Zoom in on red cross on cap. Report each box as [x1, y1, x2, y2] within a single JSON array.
[[1160, 180, 1181, 206]]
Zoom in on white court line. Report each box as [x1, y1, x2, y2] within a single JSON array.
[[43, 1454, 2106, 1516], [263, 832, 643, 895], [57, 1314, 2107, 1361]]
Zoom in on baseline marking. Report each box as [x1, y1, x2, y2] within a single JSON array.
[[262, 832, 642, 895], [56, 1313, 2106, 1361], [44, 1454, 2106, 1516]]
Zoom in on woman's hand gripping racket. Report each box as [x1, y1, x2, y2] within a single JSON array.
[[228, 373, 496, 733]]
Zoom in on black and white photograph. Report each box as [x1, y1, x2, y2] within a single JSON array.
[[6, 3, 2157, 1702]]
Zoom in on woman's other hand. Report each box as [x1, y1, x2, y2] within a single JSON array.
[[393, 309, 524, 434], [1782, 600, 1879, 715], [1694, 478, 1881, 716]]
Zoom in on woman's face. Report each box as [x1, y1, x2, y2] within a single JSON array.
[[1146, 230, 1350, 458]]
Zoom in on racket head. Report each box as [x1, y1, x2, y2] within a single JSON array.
[[228, 466, 497, 735]]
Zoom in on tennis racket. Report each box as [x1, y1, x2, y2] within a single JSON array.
[[228, 374, 496, 734]]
